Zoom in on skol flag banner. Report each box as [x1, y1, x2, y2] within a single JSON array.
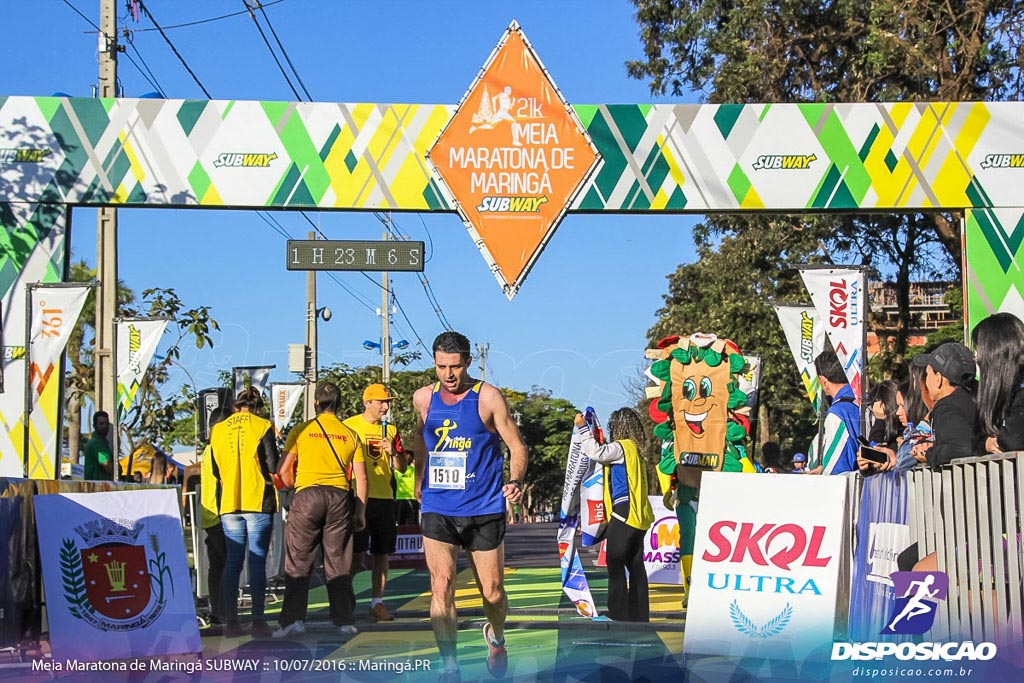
[[33, 488, 201, 661], [798, 268, 866, 401], [426, 21, 600, 299], [270, 383, 304, 435], [25, 284, 90, 479], [233, 365, 274, 397], [115, 319, 167, 422], [684, 472, 848, 663], [774, 305, 826, 412]]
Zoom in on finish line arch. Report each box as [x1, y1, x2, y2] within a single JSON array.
[[2, 45, 1022, 478]]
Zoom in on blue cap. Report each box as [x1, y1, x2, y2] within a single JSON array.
[[792, 452, 807, 463]]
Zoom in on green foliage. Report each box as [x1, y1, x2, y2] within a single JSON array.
[[503, 387, 577, 510]]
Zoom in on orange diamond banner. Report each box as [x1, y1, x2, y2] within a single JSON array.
[[427, 21, 600, 299]]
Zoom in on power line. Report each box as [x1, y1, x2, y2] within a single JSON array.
[[131, 0, 289, 32], [137, 0, 212, 98], [241, 0, 304, 101], [252, 0, 312, 100]]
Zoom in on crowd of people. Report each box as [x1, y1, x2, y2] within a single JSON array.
[[756, 311, 1024, 477], [193, 331, 526, 683], [85, 312, 1024, 678]]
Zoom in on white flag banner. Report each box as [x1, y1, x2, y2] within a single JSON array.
[[738, 354, 762, 410], [271, 383, 304, 435], [33, 488, 201, 661], [25, 284, 91, 478], [797, 269, 866, 401], [115, 319, 168, 422], [774, 305, 827, 412], [234, 365, 275, 396]]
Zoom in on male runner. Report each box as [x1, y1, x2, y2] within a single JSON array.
[[411, 331, 528, 682]]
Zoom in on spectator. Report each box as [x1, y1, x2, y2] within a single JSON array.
[[858, 380, 906, 475], [910, 343, 978, 469], [972, 312, 1024, 454], [343, 383, 408, 623], [83, 412, 114, 481], [759, 441, 789, 473], [807, 351, 861, 474], [273, 382, 367, 639], [574, 408, 654, 622], [210, 387, 280, 639], [791, 452, 808, 472], [200, 408, 229, 631], [394, 461, 419, 525]]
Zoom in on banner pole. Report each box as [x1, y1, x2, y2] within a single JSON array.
[[111, 318, 120, 481], [22, 284, 33, 478]]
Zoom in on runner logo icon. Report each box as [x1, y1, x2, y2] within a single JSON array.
[[882, 570, 948, 634]]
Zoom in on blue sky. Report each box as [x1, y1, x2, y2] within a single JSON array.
[[5, 1, 699, 421]]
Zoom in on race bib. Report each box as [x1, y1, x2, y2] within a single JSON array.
[[428, 452, 467, 490]]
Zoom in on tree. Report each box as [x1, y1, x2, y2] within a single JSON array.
[[627, 0, 1022, 358], [503, 387, 576, 516]]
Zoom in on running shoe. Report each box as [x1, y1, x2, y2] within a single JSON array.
[[251, 619, 273, 639], [369, 603, 394, 622], [482, 623, 508, 678], [271, 620, 305, 639], [222, 620, 244, 638]]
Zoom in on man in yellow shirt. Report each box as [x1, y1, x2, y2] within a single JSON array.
[[273, 382, 368, 638], [343, 383, 409, 622]]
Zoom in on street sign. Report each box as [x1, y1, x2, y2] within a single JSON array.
[[286, 240, 425, 272]]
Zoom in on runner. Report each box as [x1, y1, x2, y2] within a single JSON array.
[[411, 331, 528, 683], [343, 383, 409, 622]]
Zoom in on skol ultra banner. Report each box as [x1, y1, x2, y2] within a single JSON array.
[[426, 21, 599, 299], [774, 305, 826, 412], [684, 472, 848, 664], [799, 268, 865, 401], [25, 283, 91, 479], [270, 383, 303, 436], [115, 318, 167, 422], [233, 365, 274, 397], [33, 488, 201, 661]]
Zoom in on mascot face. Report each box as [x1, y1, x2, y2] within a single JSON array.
[[671, 355, 731, 464]]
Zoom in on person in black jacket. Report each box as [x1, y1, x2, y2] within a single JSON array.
[[910, 343, 978, 469], [972, 312, 1024, 454]]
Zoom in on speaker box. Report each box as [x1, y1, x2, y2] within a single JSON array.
[[198, 388, 233, 442]]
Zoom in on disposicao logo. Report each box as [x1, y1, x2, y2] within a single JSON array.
[[882, 570, 947, 635], [213, 152, 278, 168], [752, 153, 817, 170]]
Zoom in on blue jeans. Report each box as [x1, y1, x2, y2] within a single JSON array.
[[221, 512, 273, 621]]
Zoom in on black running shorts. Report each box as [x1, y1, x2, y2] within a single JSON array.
[[353, 497, 398, 555], [421, 512, 506, 551]]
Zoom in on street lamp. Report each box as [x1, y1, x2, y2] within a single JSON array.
[[362, 338, 409, 384]]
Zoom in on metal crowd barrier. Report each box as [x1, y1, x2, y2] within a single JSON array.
[[907, 452, 1023, 653]]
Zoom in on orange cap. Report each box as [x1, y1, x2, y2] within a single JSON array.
[[363, 384, 395, 401]]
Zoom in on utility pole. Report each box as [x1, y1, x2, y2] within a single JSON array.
[[381, 227, 391, 385], [304, 231, 317, 420], [476, 343, 489, 381], [96, 0, 121, 475]]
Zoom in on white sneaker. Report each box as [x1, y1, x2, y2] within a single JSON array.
[[338, 624, 358, 636], [272, 620, 305, 638]]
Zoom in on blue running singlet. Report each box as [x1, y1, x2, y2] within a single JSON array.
[[421, 382, 505, 516]]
